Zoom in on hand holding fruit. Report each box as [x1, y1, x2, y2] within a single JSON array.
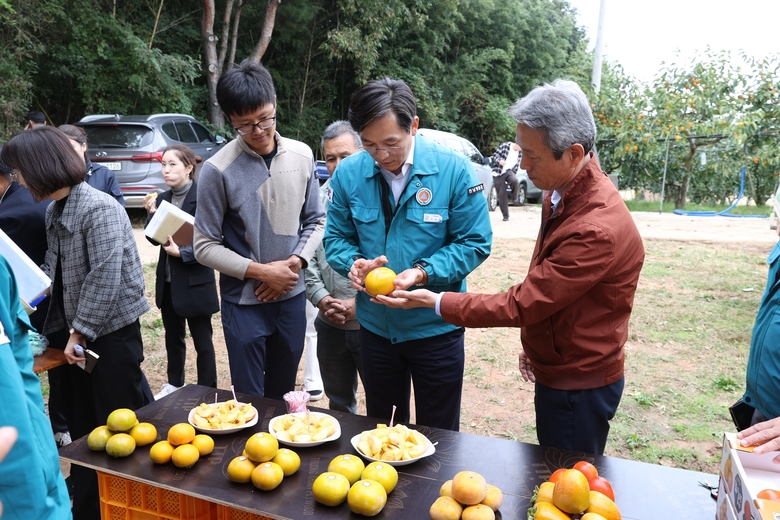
[[348, 256, 388, 292], [143, 192, 158, 213], [374, 288, 438, 309]]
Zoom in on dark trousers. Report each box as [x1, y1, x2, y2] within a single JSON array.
[[45, 328, 70, 434], [221, 293, 306, 400], [534, 376, 624, 455], [160, 282, 217, 388], [492, 170, 519, 219], [66, 320, 153, 520], [315, 317, 362, 414], [360, 327, 465, 431]]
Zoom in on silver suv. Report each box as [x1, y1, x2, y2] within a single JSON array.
[[76, 114, 226, 208]]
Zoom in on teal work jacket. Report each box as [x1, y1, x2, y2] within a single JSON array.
[[745, 240, 780, 420], [324, 134, 492, 343], [0, 256, 71, 519]]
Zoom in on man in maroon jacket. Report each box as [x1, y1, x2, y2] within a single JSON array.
[[378, 80, 644, 455]]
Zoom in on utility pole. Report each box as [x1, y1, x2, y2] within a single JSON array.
[[591, 0, 607, 93]]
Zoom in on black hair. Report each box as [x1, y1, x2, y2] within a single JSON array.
[[217, 60, 276, 118], [348, 77, 417, 133], [58, 124, 89, 162], [0, 127, 86, 201], [0, 154, 12, 180], [163, 144, 202, 179], [26, 111, 46, 124]]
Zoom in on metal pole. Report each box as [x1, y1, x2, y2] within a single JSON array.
[[591, 0, 607, 93], [659, 138, 671, 213]]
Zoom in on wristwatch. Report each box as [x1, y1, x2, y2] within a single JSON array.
[[413, 263, 428, 286]]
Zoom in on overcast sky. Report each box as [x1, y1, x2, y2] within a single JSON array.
[[565, 0, 779, 84]]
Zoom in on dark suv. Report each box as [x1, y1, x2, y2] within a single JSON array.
[[76, 114, 226, 208]]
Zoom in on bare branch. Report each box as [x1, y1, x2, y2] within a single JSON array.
[[249, 0, 281, 64]]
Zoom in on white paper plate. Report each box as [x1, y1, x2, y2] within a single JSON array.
[[350, 431, 435, 467], [187, 402, 259, 435], [268, 412, 341, 447]]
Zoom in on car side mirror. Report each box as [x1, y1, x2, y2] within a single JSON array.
[[215, 135, 226, 145], [483, 157, 491, 166]]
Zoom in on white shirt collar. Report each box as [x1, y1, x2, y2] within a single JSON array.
[[379, 137, 415, 205]]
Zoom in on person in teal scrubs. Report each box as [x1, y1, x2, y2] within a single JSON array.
[[0, 255, 71, 519]]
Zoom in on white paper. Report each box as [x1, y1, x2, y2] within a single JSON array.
[[144, 199, 195, 244], [0, 228, 51, 305]]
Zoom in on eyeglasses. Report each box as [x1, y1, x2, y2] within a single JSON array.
[[231, 115, 277, 135], [363, 145, 403, 156]]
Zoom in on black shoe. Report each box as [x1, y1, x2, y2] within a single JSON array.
[[502, 216, 509, 221]]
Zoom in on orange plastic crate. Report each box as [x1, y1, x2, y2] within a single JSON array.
[[97, 472, 215, 520], [215, 505, 273, 520]]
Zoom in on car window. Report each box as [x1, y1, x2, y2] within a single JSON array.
[[462, 142, 483, 163], [162, 122, 178, 141], [192, 123, 214, 144], [174, 122, 198, 143], [83, 125, 154, 148]]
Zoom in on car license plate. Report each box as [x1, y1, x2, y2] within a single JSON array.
[[101, 162, 122, 171]]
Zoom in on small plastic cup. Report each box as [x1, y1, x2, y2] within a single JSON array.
[[283, 391, 310, 413]]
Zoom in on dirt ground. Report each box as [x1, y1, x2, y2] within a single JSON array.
[[129, 204, 777, 454]]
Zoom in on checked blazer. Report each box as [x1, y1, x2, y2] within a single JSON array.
[[41, 182, 149, 341]]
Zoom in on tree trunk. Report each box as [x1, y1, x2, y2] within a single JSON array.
[[201, 0, 224, 128], [248, 0, 281, 64], [675, 176, 690, 209]]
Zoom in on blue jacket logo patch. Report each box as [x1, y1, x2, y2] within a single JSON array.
[[468, 183, 484, 196]]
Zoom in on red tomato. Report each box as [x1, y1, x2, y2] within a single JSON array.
[[588, 476, 615, 501], [548, 468, 566, 483], [573, 461, 599, 482], [758, 489, 780, 503]]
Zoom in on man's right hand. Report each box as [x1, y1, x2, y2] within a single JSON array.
[[349, 256, 388, 293], [519, 350, 535, 383], [738, 416, 780, 463], [317, 295, 356, 325], [250, 259, 300, 302]]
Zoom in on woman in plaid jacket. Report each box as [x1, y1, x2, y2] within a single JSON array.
[[1, 126, 152, 520]]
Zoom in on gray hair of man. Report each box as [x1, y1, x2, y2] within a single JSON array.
[[320, 120, 362, 152], [508, 79, 596, 160]]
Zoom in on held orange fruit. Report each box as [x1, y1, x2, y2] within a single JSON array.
[[462, 503, 495, 520], [171, 443, 200, 468], [251, 462, 284, 491], [227, 456, 257, 483], [364, 267, 397, 297], [451, 470, 488, 506], [312, 472, 351, 506], [167, 423, 196, 446], [244, 432, 279, 463], [361, 462, 398, 494], [430, 495, 463, 520], [347, 479, 387, 517], [328, 454, 365, 485], [552, 468, 590, 514]]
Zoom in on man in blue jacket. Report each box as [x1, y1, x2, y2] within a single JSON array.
[[324, 78, 492, 431]]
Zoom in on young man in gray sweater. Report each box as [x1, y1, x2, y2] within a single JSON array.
[[194, 61, 325, 399]]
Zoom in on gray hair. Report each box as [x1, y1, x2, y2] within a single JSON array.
[[508, 79, 596, 159], [321, 120, 362, 152]]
